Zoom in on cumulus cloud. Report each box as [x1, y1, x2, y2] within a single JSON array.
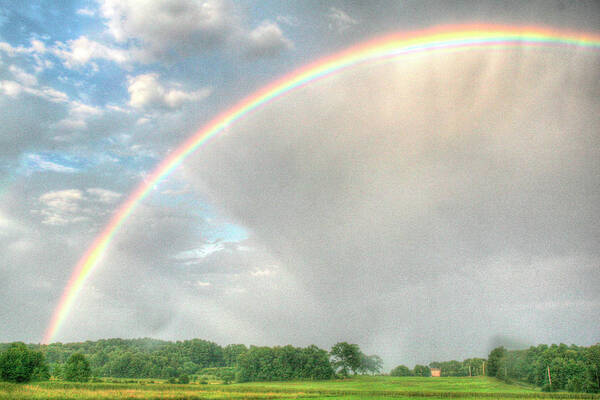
[[0, 68, 68, 103], [127, 73, 211, 110], [0, 39, 53, 73], [34, 188, 121, 225], [245, 21, 293, 58], [97, 0, 292, 61], [53, 36, 131, 69], [99, 0, 236, 60]]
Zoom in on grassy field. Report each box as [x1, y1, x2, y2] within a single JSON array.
[[1, 376, 598, 400]]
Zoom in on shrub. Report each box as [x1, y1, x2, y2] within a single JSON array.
[[542, 383, 556, 392]]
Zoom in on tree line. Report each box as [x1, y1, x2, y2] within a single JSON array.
[[391, 358, 487, 377], [3, 337, 598, 392], [390, 343, 600, 393], [0, 338, 381, 383]]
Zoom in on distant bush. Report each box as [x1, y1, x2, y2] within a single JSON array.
[[390, 365, 412, 377], [178, 374, 190, 384]]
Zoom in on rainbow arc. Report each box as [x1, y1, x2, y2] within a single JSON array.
[[43, 24, 600, 344]]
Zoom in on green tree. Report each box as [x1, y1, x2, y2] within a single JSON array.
[[585, 344, 600, 393], [359, 354, 383, 375], [64, 353, 91, 382], [223, 344, 248, 366], [487, 346, 506, 377], [0, 342, 47, 383], [390, 365, 412, 376], [413, 364, 431, 377], [330, 342, 362, 376]]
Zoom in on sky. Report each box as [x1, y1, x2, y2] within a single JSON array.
[[0, 0, 599, 369]]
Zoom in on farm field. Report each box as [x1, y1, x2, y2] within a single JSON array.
[[1, 376, 598, 400]]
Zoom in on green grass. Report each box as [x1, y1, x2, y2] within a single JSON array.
[[1, 376, 598, 400]]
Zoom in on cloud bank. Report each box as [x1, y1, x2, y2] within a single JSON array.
[[179, 46, 600, 364]]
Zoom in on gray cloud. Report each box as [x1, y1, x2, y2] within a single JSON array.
[[97, 0, 292, 63], [100, 0, 237, 60], [182, 46, 600, 365]]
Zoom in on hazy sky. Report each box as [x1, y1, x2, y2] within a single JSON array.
[[0, 1, 598, 368]]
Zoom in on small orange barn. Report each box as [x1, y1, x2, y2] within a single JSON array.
[[430, 368, 441, 377]]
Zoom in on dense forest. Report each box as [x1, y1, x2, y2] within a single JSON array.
[[1, 339, 599, 393]]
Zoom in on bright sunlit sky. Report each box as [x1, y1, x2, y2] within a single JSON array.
[[1, 0, 599, 368]]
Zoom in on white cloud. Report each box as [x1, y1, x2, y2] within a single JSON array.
[[127, 73, 211, 110], [35, 187, 121, 225], [54, 101, 104, 131], [250, 266, 278, 277], [53, 36, 130, 69], [0, 42, 30, 57], [0, 39, 53, 73], [86, 188, 122, 203], [9, 65, 37, 86], [29, 86, 69, 103], [175, 242, 225, 262], [0, 72, 68, 103], [0, 80, 23, 97], [39, 189, 83, 210], [246, 21, 292, 58], [36, 189, 86, 225], [327, 7, 358, 33], [76, 8, 96, 17], [29, 40, 47, 54]]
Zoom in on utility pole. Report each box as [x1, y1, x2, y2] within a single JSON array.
[[482, 361, 485, 376], [547, 366, 552, 387], [469, 365, 472, 377]]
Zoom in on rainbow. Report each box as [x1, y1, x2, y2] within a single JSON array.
[[42, 24, 600, 344]]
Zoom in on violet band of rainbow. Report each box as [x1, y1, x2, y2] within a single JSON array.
[[42, 24, 600, 344]]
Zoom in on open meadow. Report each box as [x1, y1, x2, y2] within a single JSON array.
[[1, 376, 598, 400]]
